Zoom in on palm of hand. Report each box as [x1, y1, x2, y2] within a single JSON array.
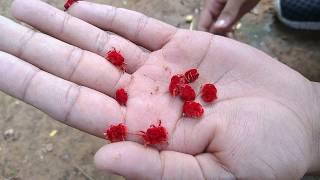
[[0, 0, 317, 179], [135, 31, 314, 179]]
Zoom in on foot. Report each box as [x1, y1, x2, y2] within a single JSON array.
[[275, 0, 320, 30]]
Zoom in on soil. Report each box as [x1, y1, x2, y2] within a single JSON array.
[[0, 0, 319, 179]]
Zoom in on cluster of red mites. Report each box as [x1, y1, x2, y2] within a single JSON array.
[[104, 48, 129, 106], [169, 69, 217, 118], [97, 46, 216, 145], [103, 48, 166, 145], [104, 120, 168, 145], [64, 0, 79, 10]]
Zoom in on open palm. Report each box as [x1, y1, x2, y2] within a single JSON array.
[[0, 0, 319, 179]]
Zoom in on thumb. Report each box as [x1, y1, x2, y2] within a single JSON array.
[[211, 0, 243, 33], [94, 142, 213, 179]]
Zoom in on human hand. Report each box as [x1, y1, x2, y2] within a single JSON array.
[[0, 0, 319, 179], [198, 0, 260, 34]]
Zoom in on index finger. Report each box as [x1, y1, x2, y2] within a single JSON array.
[[198, 0, 224, 32], [11, 0, 148, 73]]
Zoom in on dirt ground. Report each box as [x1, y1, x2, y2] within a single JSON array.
[[0, 0, 319, 180]]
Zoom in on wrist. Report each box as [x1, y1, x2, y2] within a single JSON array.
[[308, 82, 320, 175]]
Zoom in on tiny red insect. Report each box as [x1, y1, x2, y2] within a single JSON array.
[[182, 101, 204, 118], [184, 69, 199, 83], [201, 83, 217, 103], [138, 120, 168, 145], [106, 48, 126, 71], [64, 0, 78, 10], [116, 88, 128, 105], [180, 84, 196, 101], [169, 74, 186, 96], [104, 123, 127, 142]]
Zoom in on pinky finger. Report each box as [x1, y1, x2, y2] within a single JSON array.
[[198, 9, 214, 31]]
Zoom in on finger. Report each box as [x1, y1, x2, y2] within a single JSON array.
[[198, 0, 225, 32], [0, 51, 122, 137], [66, 1, 177, 51], [210, 0, 242, 34], [196, 154, 235, 179], [0, 16, 131, 96], [94, 142, 206, 180], [198, 9, 214, 32], [10, 0, 148, 73]]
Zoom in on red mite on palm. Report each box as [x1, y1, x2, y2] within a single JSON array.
[[64, 0, 79, 10], [180, 84, 196, 101], [169, 74, 186, 96], [182, 101, 204, 118], [201, 83, 217, 103], [115, 88, 128, 105], [138, 120, 168, 145], [104, 123, 127, 142], [106, 48, 127, 71], [169, 69, 198, 97], [184, 69, 199, 83]]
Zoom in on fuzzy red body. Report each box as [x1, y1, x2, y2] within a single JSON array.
[[116, 88, 128, 105], [106, 48, 126, 71], [182, 101, 204, 118], [64, 0, 78, 10], [104, 123, 127, 142], [180, 85, 196, 101], [169, 74, 186, 96], [201, 84, 217, 103], [139, 121, 168, 145], [184, 69, 199, 83]]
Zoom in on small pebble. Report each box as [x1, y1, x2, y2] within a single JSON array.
[[185, 15, 193, 23], [14, 100, 20, 105], [45, 144, 53, 152], [194, 8, 199, 14], [236, 23, 242, 30], [3, 128, 18, 141], [62, 153, 70, 161], [251, 7, 259, 15], [49, 130, 58, 137], [4, 128, 14, 136]]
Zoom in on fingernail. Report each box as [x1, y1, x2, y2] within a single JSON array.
[[215, 20, 226, 27]]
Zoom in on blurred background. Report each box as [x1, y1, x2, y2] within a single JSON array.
[[0, 0, 319, 179]]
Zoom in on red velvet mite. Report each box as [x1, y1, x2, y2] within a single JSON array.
[[116, 88, 128, 105], [201, 83, 217, 103], [169, 74, 186, 96], [182, 101, 204, 118], [184, 69, 199, 83], [64, 0, 79, 10], [106, 48, 126, 71], [180, 84, 196, 101], [104, 123, 127, 142], [138, 120, 168, 145]]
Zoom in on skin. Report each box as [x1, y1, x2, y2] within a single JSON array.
[[198, 0, 260, 34], [0, 0, 319, 179]]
